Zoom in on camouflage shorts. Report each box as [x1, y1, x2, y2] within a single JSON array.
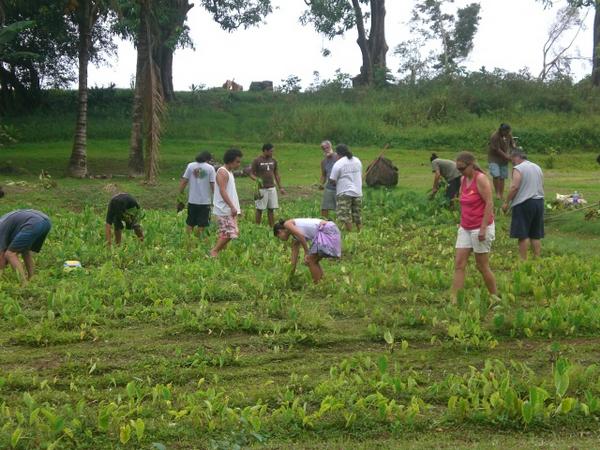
[[336, 195, 362, 225]]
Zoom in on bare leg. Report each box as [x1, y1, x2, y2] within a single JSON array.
[[133, 227, 144, 242], [451, 248, 471, 298], [321, 209, 329, 218], [267, 209, 275, 228], [306, 255, 324, 283], [210, 237, 231, 257], [474, 252, 497, 295], [186, 225, 194, 234], [531, 239, 542, 258], [498, 178, 505, 200], [344, 222, 353, 232], [255, 209, 262, 225], [195, 227, 205, 238], [4, 250, 28, 283], [518, 238, 530, 260], [22, 251, 34, 279], [115, 228, 123, 245]]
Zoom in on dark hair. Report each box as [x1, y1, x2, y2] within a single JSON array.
[[195, 151, 212, 163], [262, 143, 273, 152], [456, 151, 485, 174], [223, 148, 243, 164], [335, 143, 353, 159], [430, 153, 439, 162], [499, 123, 511, 132], [273, 219, 287, 236]]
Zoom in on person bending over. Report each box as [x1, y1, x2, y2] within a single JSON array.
[[274, 218, 341, 284], [105, 193, 144, 247]]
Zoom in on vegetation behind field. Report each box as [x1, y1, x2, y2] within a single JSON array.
[[4, 73, 600, 153]]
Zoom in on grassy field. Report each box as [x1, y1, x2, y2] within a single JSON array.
[[1, 140, 600, 449]]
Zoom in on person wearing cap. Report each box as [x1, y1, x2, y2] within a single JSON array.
[[429, 153, 461, 202], [319, 140, 338, 218], [488, 123, 516, 201], [105, 193, 144, 247], [502, 148, 545, 260], [178, 151, 216, 237], [0, 209, 51, 283]]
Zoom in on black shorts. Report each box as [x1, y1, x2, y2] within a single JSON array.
[[510, 198, 545, 239], [186, 204, 211, 227], [445, 177, 461, 200]]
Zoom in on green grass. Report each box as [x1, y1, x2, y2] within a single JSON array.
[[2, 140, 600, 448]]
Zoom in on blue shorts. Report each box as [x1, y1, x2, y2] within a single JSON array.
[[510, 198, 544, 240], [489, 163, 509, 179], [8, 218, 52, 253]]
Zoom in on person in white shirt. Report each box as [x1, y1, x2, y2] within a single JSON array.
[[210, 149, 243, 258], [273, 218, 341, 283], [178, 151, 216, 237], [329, 144, 363, 231]]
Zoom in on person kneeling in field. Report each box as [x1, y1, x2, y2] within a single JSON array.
[[105, 193, 144, 247], [451, 152, 497, 300], [0, 209, 52, 283], [210, 148, 243, 257], [274, 218, 341, 284]]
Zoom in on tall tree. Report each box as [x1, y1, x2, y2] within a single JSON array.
[[408, 0, 481, 78], [301, 0, 389, 87], [67, 1, 115, 178], [127, 0, 273, 177], [540, 0, 600, 86]]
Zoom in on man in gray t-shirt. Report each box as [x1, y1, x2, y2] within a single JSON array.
[[430, 154, 461, 201], [503, 148, 545, 260], [0, 209, 51, 283]]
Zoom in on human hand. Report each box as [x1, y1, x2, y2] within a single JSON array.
[[502, 202, 509, 213], [318, 184, 324, 191], [280, 188, 286, 195], [478, 230, 486, 242], [231, 209, 238, 217], [303, 254, 311, 265], [176, 201, 185, 212]]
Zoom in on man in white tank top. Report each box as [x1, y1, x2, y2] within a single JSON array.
[[210, 149, 243, 257]]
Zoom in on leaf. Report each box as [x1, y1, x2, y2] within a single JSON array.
[[521, 401, 533, 424], [120, 424, 131, 444], [152, 444, 167, 450], [132, 418, 145, 441], [377, 355, 388, 374], [11, 428, 23, 449], [401, 339, 409, 351], [383, 330, 394, 345]]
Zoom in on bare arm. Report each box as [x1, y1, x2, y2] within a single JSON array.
[[274, 167, 285, 193], [284, 220, 310, 254], [290, 240, 300, 274], [505, 169, 522, 205], [178, 178, 188, 194], [476, 175, 495, 240], [216, 169, 237, 216], [105, 223, 112, 247], [432, 170, 442, 193], [320, 162, 326, 186], [4, 250, 28, 284], [210, 181, 215, 196], [22, 250, 34, 279]]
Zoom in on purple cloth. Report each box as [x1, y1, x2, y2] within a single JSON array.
[[310, 222, 341, 258]]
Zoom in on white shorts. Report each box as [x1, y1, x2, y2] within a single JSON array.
[[255, 187, 279, 210], [455, 223, 495, 254]]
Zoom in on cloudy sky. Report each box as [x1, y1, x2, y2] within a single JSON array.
[[88, 0, 595, 91]]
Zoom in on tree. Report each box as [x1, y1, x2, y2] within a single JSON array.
[[67, 1, 116, 178], [127, 0, 273, 178], [539, 5, 589, 81], [301, 0, 389, 87], [409, 0, 481, 78], [394, 38, 434, 84], [540, 0, 600, 86]]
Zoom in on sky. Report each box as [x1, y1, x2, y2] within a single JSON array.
[[87, 0, 595, 91]]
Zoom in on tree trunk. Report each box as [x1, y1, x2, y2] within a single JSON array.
[[128, 16, 146, 177], [592, 3, 600, 87], [68, 0, 94, 178], [159, 46, 174, 101], [351, 0, 388, 86]]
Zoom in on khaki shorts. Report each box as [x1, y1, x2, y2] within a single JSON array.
[[255, 187, 278, 210], [455, 223, 495, 254], [336, 195, 362, 225]]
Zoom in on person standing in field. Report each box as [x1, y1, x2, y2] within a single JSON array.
[[0, 209, 51, 283], [210, 148, 243, 257], [178, 151, 216, 237], [488, 123, 516, 201], [451, 152, 497, 299], [319, 140, 338, 218], [274, 218, 341, 283], [105, 193, 144, 247], [249, 143, 285, 227], [502, 148, 545, 260], [429, 153, 461, 202], [330, 144, 363, 232]]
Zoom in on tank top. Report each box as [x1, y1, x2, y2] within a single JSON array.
[[460, 172, 494, 230], [213, 167, 241, 216]]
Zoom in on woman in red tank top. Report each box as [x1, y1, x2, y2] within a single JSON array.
[[451, 152, 497, 300]]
